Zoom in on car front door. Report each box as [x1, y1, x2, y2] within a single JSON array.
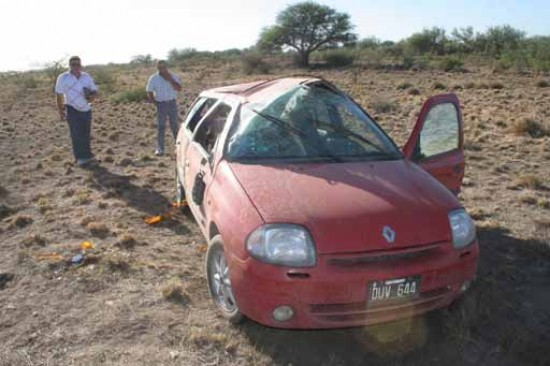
[[176, 97, 218, 183], [184, 101, 233, 227], [402, 93, 464, 194]]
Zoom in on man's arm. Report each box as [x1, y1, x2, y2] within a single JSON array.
[[147, 91, 156, 103], [168, 72, 182, 92], [56, 94, 65, 121]]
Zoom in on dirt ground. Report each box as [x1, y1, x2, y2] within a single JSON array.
[[1, 62, 549, 366]]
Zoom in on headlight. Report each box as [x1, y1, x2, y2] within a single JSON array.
[[246, 224, 316, 267], [448, 209, 476, 249]]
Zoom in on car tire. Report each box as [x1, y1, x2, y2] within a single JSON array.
[[206, 235, 243, 324], [175, 166, 186, 205]]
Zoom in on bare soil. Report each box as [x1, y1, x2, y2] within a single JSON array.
[[1, 63, 549, 365]]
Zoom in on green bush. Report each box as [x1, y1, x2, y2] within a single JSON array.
[[241, 53, 271, 74], [93, 68, 116, 94], [321, 48, 356, 67], [433, 82, 447, 90], [438, 56, 464, 72], [112, 89, 148, 103]]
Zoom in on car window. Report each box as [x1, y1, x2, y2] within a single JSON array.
[[416, 103, 459, 159], [225, 84, 400, 162], [193, 102, 232, 156], [186, 97, 218, 133]]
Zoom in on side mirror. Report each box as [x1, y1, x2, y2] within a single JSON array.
[[192, 172, 206, 206]]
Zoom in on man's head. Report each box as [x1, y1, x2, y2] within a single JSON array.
[[157, 60, 169, 74], [69, 56, 82, 75]]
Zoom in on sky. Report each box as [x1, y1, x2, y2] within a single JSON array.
[[1, 0, 548, 72]]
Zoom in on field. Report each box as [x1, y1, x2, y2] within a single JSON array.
[[1, 60, 549, 365]]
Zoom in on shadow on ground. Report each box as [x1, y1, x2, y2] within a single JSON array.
[[86, 164, 190, 234], [240, 228, 550, 366]]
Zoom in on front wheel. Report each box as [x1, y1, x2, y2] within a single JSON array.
[[206, 235, 243, 323]]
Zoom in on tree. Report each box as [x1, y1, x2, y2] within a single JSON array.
[[257, 1, 356, 67], [130, 54, 154, 66], [406, 27, 447, 55], [482, 25, 525, 57]]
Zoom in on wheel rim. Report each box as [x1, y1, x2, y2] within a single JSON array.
[[210, 249, 237, 313]]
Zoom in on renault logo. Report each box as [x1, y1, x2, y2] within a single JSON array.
[[382, 226, 395, 244]]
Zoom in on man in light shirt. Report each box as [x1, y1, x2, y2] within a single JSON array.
[[146, 60, 182, 156], [55, 56, 99, 167]]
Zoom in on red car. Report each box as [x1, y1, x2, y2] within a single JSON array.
[[175, 77, 478, 329]]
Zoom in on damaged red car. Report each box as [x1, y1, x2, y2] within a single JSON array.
[[175, 77, 478, 329]]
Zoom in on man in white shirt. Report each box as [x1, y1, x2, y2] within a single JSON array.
[[146, 60, 182, 156], [55, 56, 99, 166]]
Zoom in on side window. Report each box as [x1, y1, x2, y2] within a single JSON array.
[[415, 103, 459, 159], [186, 97, 218, 133], [193, 102, 232, 155]]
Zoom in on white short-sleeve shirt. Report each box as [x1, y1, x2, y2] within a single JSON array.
[[55, 71, 98, 112], [146, 72, 180, 102]]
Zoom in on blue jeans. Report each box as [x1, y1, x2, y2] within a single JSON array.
[[66, 105, 93, 161], [156, 99, 179, 153]]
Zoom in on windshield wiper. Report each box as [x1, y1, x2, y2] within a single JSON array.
[[251, 109, 307, 137], [316, 120, 400, 158]]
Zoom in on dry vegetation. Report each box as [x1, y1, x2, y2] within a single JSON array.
[[0, 58, 549, 366]]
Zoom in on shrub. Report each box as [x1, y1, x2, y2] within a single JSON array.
[[397, 82, 413, 90], [433, 82, 447, 90], [438, 56, 464, 72], [21, 75, 39, 89], [408, 88, 421, 96], [510, 119, 548, 138], [92, 68, 116, 94], [112, 89, 148, 103], [240, 53, 270, 75], [321, 48, 356, 67], [536, 80, 549, 88], [490, 82, 505, 89], [372, 100, 398, 114]]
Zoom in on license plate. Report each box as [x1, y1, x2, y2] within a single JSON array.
[[367, 276, 421, 303]]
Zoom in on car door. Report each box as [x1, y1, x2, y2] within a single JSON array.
[[184, 101, 233, 227], [176, 97, 218, 182], [402, 93, 464, 194]]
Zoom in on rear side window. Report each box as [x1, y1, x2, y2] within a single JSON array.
[[417, 103, 459, 158], [193, 102, 232, 155], [185, 97, 218, 132]]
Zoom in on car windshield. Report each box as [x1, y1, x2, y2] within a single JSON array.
[[225, 83, 401, 163]]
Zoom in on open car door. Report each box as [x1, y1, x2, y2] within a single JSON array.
[[403, 93, 464, 195]]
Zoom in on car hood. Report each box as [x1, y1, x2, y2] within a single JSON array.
[[229, 160, 459, 254]]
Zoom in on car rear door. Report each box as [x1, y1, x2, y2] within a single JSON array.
[[402, 93, 464, 194]]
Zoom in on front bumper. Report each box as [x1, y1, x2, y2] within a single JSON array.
[[228, 240, 479, 329]]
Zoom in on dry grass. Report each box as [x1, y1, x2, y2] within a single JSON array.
[[21, 234, 46, 247], [161, 278, 191, 305], [518, 192, 537, 205], [509, 118, 549, 138], [87, 221, 110, 238], [10, 214, 33, 228], [114, 233, 137, 249], [511, 175, 545, 190]]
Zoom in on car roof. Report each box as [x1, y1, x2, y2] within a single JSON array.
[[201, 76, 326, 104]]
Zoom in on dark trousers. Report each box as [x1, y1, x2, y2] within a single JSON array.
[[66, 105, 93, 161]]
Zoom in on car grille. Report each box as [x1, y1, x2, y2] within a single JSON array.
[[309, 287, 451, 323], [326, 243, 442, 268]]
